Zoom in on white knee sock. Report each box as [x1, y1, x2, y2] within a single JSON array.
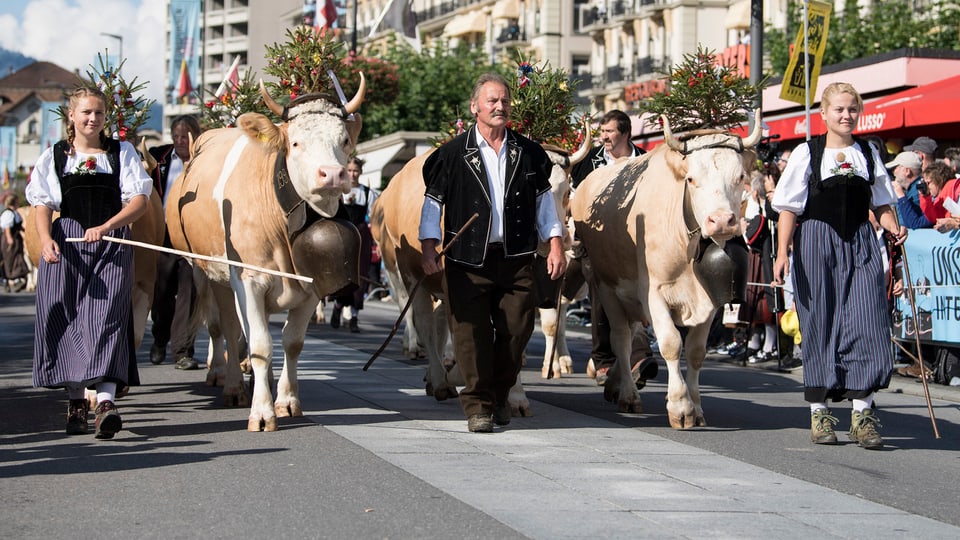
[[810, 402, 829, 413], [852, 395, 874, 412], [96, 382, 117, 405]]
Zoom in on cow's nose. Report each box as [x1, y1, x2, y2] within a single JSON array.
[[319, 166, 347, 187], [704, 211, 737, 236]]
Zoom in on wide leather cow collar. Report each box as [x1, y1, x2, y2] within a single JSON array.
[[271, 95, 350, 242]]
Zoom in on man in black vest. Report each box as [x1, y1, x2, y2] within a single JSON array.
[[419, 73, 566, 433], [570, 109, 656, 387], [149, 115, 202, 370]]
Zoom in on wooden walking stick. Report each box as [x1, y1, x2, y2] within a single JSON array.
[[895, 234, 941, 438], [363, 213, 478, 371]]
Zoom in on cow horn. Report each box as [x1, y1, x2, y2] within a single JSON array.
[[569, 118, 592, 166], [344, 71, 366, 115], [741, 109, 763, 148], [661, 115, 685, 152], [259, 79, 285, 118], [139, 138, 157, 174]]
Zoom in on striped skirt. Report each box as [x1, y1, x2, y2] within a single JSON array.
[[33, 218, 139, 390], [792, 219, 893, 402]]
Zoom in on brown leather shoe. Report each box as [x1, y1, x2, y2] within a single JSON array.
[[467, 414, 494, 433], [849, 408, 883, 449], [94, 401, 122, 439], [66, 399, 89, 435], [810, 408, 839, 445]]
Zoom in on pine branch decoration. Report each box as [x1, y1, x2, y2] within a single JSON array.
[[639, 45, 764, 133]]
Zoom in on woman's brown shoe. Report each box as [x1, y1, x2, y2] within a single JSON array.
[[94, 401, 122, 439], [66, 399, 89, 435]]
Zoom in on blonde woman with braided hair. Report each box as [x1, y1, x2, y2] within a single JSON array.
[[26, 86, 152, 439]]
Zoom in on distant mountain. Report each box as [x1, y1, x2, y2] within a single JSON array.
[[0, 48, 36, 79]]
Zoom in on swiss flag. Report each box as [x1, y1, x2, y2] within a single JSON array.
[[177, 58, 193, 103], [317, 0, 337, 30]]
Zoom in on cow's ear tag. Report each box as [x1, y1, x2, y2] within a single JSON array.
[[258, 132, 269, 143]]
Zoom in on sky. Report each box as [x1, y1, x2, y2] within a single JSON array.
[[0, 0, 166, 102]]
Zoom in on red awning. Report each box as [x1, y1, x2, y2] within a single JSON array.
[[765, 74, 960, 142]]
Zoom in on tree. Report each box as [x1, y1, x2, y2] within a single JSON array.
[[765, 0, 960, 76], [356, 37, 510, 141]]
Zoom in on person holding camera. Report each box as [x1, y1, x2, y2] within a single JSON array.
[[887, 151, 932, 229]]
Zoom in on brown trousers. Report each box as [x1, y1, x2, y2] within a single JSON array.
[[443, 247, 537, 417]]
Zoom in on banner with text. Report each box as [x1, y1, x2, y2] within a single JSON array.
[[779, 1, 832, 105], [894, 229, 960, 345]]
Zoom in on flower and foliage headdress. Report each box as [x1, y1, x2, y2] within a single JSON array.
[[58, 50, 155, 142], [198, 67, 267, 129], [639, 45, 765, 133], [432, 56, 587, 152], [262, 25, 396, 114]]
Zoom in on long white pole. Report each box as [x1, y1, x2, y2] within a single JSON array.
[[65, 236, 313, 283]]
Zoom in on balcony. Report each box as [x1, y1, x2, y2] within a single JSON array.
[[636, 56, 671, 77]]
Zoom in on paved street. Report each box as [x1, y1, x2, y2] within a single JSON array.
[[2, 289, 959, 539]]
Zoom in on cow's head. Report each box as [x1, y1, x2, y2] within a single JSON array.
[[540, 132, 591, 251], [662, 112, 762, 242], [238, 74, 366, 218]]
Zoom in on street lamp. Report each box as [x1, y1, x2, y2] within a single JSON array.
[[100, 32, 123, 69]]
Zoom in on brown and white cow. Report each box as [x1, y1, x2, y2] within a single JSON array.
[[371, 137, 587, 415], [165, 78, 365, 431], [571, 116, 761, 428]]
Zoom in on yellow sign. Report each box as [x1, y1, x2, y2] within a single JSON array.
[[780, 1, 833, 105]]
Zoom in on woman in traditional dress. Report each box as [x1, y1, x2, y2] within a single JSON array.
[[771, 82, 907, 449], [26, 86, 151, 439]]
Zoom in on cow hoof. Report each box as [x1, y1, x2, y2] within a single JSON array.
[[668, 412, 702, 429], [618, 400, 643, 414], [559, 357, 573, 375], [275, 401, 303, 418], [433, 387, 458, 401], [511, 403, 533, 417], [248, 416, 279, 432], [586, 358, 597, 379], [424, 381, 434, 397]]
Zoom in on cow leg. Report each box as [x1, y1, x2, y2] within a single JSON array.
[[131, 284, 151, 350], [596, 288, 642, 413], [538, 306, 563, 379], [682, 322, 710, 427], [237, 287, 279, 432], [275, 300, 314, 419], [211, 283, 248, 408], [507, 378, 532, 417], [651, 312, 699, 429], [415, 293, 458, 401]]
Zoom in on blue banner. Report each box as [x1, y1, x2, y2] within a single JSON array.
[[894, 229, 960, 345], [168, 0, 201, 104], [0, 126, 16, 174], [39, 102, 63, 152]]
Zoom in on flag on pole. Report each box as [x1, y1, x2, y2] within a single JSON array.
[[2, 167, 9, 190], [317, 0, 337, 30], [177, 58, 193, 104], [215, 56, 242, 98]]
